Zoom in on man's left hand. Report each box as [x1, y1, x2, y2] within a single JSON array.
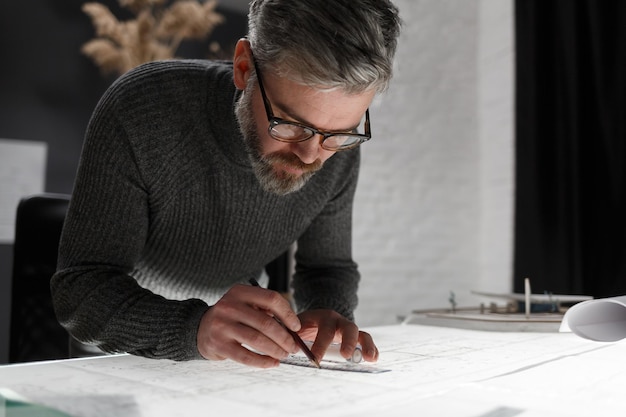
[[296, 309, 379, 363]]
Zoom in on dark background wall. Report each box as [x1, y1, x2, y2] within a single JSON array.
[[0, 0, 247, 363]]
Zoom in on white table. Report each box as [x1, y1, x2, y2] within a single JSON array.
[[1, 324, 624, 417]]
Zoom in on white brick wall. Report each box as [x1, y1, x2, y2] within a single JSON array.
[[353, 0, 514, 326], [478, 0, 515, 295]]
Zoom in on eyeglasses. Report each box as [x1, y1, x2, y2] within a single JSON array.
[[253, 60, 371, 151]]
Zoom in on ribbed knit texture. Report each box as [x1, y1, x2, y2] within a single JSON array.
[[50, 60, 361, 361]]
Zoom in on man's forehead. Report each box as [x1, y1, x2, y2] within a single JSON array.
[[265, 74, 373, 120]]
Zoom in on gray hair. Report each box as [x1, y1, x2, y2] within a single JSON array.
[[247, 0, 401, 94]]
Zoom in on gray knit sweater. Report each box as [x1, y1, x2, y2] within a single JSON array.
[[51, 60, 361, 361]]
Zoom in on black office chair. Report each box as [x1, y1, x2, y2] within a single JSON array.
[[9, 193, 292, 362], [9, 193, 72, 363]]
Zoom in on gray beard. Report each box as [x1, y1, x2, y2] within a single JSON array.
[[235, 85, 320, 196]]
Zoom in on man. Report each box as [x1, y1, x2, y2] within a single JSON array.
[[51, 0, 401, 368]]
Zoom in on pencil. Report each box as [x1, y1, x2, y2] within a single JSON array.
[[248, 278, 321, 368]]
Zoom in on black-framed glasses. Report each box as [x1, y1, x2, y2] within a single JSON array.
[[253, 60, 371, 151]]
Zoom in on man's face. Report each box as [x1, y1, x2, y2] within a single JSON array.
[[235, 67, 375, 195]]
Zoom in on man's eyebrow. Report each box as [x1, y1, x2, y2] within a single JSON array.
[[272, 99, 362, 133]]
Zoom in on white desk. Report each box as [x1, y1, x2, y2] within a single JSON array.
[[1, 324, 624, 417]]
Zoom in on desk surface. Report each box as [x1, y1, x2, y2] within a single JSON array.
[[1, 324, 624, 417]]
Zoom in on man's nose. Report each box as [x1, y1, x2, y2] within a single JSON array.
[[289, 135, 322, 164]]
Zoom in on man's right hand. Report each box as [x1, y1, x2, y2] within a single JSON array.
[[196, 284, 300, 367]]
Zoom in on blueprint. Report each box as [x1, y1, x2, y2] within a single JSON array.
[[1, 324, 624, 417]]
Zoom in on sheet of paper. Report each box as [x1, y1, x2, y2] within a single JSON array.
[[560, 295, 626, 341], [1, 324, 624, 417], [0, 139, 47, 243]]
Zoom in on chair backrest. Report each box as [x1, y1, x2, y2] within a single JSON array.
[[9, 193, 71, 363]]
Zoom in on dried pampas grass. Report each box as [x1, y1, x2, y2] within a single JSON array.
[[81, 0, 225, 76]]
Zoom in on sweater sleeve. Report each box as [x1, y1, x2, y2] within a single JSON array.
[[291, 150, 361, 321], [51, 76, 209, 361]]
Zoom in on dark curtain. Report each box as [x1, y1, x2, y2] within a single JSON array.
[[514, 0, 626, 297]]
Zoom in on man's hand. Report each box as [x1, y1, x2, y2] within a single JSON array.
[[297, 309, 379, 363], [196, 284, 300, 368]]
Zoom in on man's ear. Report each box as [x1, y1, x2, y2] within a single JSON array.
[[233, 38, 252, 90]]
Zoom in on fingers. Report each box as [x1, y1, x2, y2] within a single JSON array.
[[206, 337, 281, 368], [244, 285, 301, 333], [197, 284, 301, 367], [357, 331, 379, 362], [337, 321, 359, 359], [299, 309, 380, 363]]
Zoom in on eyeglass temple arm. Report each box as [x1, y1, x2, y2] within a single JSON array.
[[250, 56, 275, 119]]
